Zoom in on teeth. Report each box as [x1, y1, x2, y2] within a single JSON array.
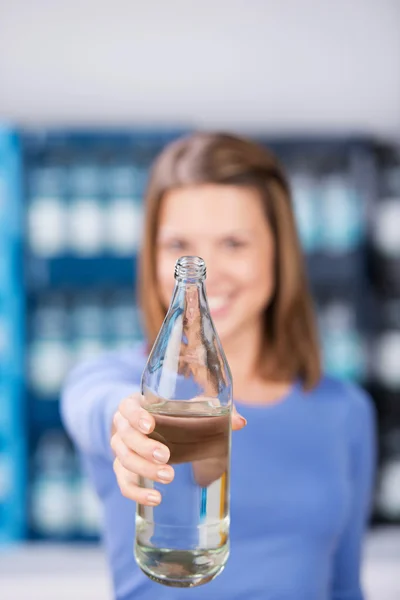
[[208, 296, 228, 311]]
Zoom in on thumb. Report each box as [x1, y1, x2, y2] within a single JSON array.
[[231, 404, 247, 431]]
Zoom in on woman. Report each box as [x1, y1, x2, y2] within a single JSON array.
[[61, 132, 376, 600]]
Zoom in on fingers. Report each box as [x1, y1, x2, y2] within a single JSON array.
[[111, 432, 174, 484], [114, 412, 170, 464], [113, 458, 161, 506], [111, 394, 245, 509], [119, 393, 247, 434], [118, 394, 155, 434], [231, 404, 247, 431], [111, 396, 175, 507]]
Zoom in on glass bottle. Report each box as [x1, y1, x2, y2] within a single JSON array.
[[135, 255, 232, 587]]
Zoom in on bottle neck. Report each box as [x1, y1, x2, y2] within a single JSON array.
[[170, 280, 208, 322], [171, 256, 208, 320], [174, 255, 206, 284], [168, 279, 222, 397]]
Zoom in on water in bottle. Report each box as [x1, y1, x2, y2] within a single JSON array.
[[135, 255, 232, 587]]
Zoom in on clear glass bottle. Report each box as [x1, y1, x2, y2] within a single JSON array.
[[135, 256, 232, 587]]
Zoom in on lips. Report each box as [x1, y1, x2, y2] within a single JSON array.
[[207, 295, 231, 317]]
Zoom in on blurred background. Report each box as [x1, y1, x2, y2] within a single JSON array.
[[0, 0, 400, 598]]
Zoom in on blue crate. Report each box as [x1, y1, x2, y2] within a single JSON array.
[[0, 241, 22, 297], [19, 129, 383, 539], [0, 379, 24, 436], [0, 127, 22, 242], [0, 292, 24, 380], [0, 127, 22, 295], [0, 126, 25, 545], [22, 128, 185, 292], [0, 436, 26, 544]]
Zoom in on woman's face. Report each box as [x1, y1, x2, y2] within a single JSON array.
[[156, 184, 275, 344]]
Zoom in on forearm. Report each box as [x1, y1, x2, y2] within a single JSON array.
[[61, 357, 137, 459]]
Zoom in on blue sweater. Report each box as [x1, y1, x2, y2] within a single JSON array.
[[61, 344, 376, 600]]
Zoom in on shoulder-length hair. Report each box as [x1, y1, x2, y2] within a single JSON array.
[[138, 132, 321, 389]]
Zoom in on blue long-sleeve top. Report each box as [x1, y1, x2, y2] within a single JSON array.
[[61, 344, 376, 600]]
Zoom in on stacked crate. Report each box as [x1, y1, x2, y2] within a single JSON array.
[[0, 126, 25, 544], [369, 144, 400, 523], [2, 128, 399, 544], [22, 130, 184, 540]]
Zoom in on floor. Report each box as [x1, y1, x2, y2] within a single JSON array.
[[0, 527, 399, 600]]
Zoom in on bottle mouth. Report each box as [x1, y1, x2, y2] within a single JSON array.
[[174, 256, 207, 282]]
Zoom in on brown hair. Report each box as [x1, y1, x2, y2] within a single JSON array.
[[139, 132, 321, 389]]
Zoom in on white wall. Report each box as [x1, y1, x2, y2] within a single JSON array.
[[0, 0, 399, 138]]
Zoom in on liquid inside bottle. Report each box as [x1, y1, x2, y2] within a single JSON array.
[[134, 256, 232, 587]]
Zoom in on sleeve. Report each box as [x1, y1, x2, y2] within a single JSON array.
[[60, 350, 141, 461], [331, 386, 377, 600]]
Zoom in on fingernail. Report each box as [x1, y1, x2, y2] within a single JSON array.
[[147, 492, 161, 505], [157, 468, 173, 482], [239, 415, 247, 426], [153, 448, 169, 463], [139, 418, 151, 433]]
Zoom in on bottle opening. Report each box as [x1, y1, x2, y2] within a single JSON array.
[[174, 256, 207, 282]]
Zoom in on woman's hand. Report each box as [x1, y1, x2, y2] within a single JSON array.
[[111, 392, 247, 506]]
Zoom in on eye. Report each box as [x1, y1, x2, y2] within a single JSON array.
[[221, 237, 248, 250], [161, 239, 190, 252]]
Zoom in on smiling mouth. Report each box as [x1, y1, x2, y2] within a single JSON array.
[[207, 295, 232, 317]]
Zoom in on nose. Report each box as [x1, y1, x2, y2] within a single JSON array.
[[196, 249, 223, 291], [193, 247, 213, 274], [188, 246, 213, 279]]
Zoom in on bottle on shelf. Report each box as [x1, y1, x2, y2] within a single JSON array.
[[319, 300, 366, 381], [68, 159, 105, 256], [319, 171, 364, 256], [375, 426, 400, 521], [70, 295, 107, 366], [75, 467, 103, 538], [373, 198, 400, 261], [373, 330, 400, 390], [371, 151, 400, 291], [28, 296, 71, 399], [289, 165, 320, 254], [27, 161, 68, 258], [107, 291, 143, 351], [105, 161, 144, 256], [30, 431, 77, 538]]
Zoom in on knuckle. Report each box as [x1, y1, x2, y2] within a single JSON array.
[[119, 426, 137, 450], [122, 394, 141, 416], [142, 463, 157, 481], [112, 433, 129, 461], [118, 449, 132, 470], [120, 482, 133, 500], [119, 396, 135, 416], [118, 441, 129, 461], [136, 438, 152, 458], [116, 414, 131, 436], [118, 398, 128, 414], [110, 433, 118, 453]]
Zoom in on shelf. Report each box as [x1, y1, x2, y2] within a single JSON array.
[[28, 530, 100, 543], [22, 127, 188, 148], [13, 129, 391, 544], [28, 395, 62, 430], [26, 255, 137, 291], [23, 251, 367, 293], [306, 250, 366, 291], [263, 135, 376, 155], [370, 255, 400, 296]]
